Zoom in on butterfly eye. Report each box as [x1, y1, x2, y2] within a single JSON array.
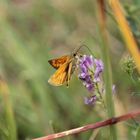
[[73, 53, 76, 57]]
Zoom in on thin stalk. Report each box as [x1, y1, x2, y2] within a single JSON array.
[[33, 110, 140, 140], [95, 83, 106, 110], [96, 0, 117, 140]]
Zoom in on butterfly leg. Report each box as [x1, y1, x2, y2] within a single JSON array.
[[66, 61, 73, 87]]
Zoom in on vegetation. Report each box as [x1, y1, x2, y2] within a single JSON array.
[[0, 0, 140, 140]]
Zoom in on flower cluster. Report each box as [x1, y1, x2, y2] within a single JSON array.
[[78, 55, 104, 105], [78, 55, 103, 91]]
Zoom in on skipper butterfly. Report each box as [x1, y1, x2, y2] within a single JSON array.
[[48, 46, 82, 86]]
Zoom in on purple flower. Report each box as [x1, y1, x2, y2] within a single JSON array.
[[84, 95, 96, 105], [78, 55, 94, 91], [94, 59, 104, 82], [84, 82, 94, 91], [80, 55, 94, 67], [78, 55, 105, 105], [112, 84, 116, 95], [78, 55, 103, 91]]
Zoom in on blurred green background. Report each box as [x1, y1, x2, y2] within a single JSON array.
[[0, 0, 140, 140]]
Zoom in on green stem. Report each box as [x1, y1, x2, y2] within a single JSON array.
[[95, 83, 106, 110], [96, 1, 117, 139], [99, 26, 117, 140]]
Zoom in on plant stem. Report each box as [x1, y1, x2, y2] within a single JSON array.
[[33, 110, 140, 140], [109, 0, 140, 73], [96, 0, 117, 139], [95, 83, 106, 110]]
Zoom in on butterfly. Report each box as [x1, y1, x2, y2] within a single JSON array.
[[48, 46, 82, 86]]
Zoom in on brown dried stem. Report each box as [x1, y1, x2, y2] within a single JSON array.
[[33, 110, 140, 140]]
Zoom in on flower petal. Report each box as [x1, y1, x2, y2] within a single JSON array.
[[84, 95, 96, 104]]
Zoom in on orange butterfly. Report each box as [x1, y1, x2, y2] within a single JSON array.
[[48, 46, 82, 86]]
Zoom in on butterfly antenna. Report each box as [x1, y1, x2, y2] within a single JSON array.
[[74, 44, 95, 57], [73, 45, 83, 54], [82, 44, 95, 56]]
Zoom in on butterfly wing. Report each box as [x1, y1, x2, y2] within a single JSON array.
[[48, 52, 78, 86], [48, 62, 69, 86], [48, 55, 71, 69], [66, 61, 73, 86]]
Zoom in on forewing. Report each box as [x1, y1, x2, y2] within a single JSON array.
[[48, 55, 71, 69], [48, 62, 69, 86]]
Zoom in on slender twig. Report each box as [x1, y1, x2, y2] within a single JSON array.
[[33, 110, 140, 140]]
